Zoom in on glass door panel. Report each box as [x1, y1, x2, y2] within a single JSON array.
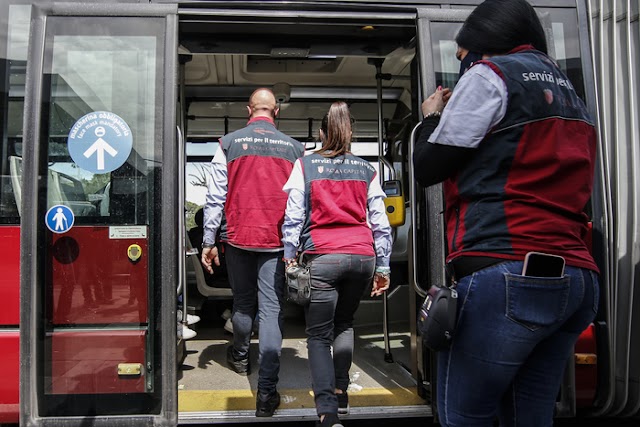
[[21, 4, 177, 426]]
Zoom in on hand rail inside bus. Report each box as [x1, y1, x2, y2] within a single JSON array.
[[408, 122, 427, 299], [177, 126, 185, 297]]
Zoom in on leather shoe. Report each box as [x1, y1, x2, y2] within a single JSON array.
[[226, 346, 250, 376], [337, 391, 349, 415], [255, 390, 280, 417]]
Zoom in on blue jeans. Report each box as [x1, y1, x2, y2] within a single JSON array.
[[437, 261, 599, 427], [304, 253, 375, 416], [225, 245, 285, 394]]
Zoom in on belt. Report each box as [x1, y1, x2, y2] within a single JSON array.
[[447, 256, 505, 280]]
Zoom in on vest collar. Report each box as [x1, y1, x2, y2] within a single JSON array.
[[248, 116, 275, 125], [508, 44, 536, 54]]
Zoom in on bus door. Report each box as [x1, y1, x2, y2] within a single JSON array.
[[411, 7, 471, 413], [20, 3, 179, 426], [411, 3, 604, 418]]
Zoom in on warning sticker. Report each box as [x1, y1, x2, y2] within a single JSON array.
[[109, 226, 147, 239]]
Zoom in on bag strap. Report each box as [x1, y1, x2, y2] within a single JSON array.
[[444, 263, 457, 289]]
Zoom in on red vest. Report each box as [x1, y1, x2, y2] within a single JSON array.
[[445, 47, 598, 271], [299, 153, 377, 256], [220, 118, 304, 249]]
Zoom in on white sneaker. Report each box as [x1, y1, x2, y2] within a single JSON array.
[[182, 325, 197, 340], [186, 313, 200, 325], [224, 318, 234, 334], [178, 310, 201, 325], [221, 308, 232, 320]]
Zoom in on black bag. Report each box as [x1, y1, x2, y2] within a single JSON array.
[[286, 261, 311, 306], [417, 284, 458, 351]]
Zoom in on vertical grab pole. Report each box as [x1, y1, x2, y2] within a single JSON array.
[[370, 58, 394, 363], [178, 59, 188, 326], [178, 126, 187, 323], [374, 60, 386, 181]]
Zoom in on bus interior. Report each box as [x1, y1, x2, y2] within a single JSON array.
[[176, 8, 426, 421]]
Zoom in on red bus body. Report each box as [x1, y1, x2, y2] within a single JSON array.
[[0, 227, 20, 423]]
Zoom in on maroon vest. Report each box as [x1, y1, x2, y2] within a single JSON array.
[[299, 152, 376, 256], [220, 117, 304, 248], [444, 46, 598, 271]]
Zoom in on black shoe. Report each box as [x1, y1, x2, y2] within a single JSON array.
[[337, 391, 349, 415], [226, 346, 250, 376], [316, 413, 343, 427], [255, 390, 280, 417]]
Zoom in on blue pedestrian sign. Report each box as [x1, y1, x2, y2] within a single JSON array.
[[45, 205, 75, 234], [67, 111, 133, 174]]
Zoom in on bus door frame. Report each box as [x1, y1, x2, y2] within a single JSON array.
[[20, 2, 179, 426], [411, 7, 470, 416], [577, 0, 614, 417]]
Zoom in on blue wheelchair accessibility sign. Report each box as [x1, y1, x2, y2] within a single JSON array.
[[45, 205, 75, 234], [67, 111, 133, 174]]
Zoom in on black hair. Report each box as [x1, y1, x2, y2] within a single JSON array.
[[455, 0, 548, 55]]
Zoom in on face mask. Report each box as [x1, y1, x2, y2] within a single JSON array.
[[459, 51, 483, 79]]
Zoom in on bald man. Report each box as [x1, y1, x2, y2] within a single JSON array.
[[201, 88, 304, 417]]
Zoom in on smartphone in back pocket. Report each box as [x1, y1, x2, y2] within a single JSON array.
[[522, 252, 565, 277]]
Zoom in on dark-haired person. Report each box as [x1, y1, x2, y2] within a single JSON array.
[[201, 88, 305, 417], [412, 0, 599, 426], [281, 101, 392, 427]]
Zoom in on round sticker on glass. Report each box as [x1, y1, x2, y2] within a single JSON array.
[[67, 111, 133, 173], [45, 204, 75, 234]]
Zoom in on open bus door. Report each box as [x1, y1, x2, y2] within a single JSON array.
[[411, 8, 472, 416], [20, 3, 179, 426]]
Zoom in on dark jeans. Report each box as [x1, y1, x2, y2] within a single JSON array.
[[304, 253, 375, 416], [225, 245, 285, 394], [437, 261, 599, 427]]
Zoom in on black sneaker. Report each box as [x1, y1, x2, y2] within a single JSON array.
[[316, 413, 344, 427], [226, 346, 250, 376], [337, 391, 349, 415], [255, 390, 280, 417]]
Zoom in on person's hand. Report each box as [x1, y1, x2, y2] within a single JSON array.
[[421, 86, 452, 117], [371, 272, 390, 297], [283, 258, 298, 270], [201, 246, 220, 274]]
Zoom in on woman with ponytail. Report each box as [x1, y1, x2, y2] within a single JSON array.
[[282, 101, 392, 427]]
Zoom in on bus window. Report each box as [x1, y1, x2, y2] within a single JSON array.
[[42, 29, 160, 225], [3, 13, 159, 225], [1, 4, 30, 224], [537, 8, 586, 100], [427, 8, 585, 100], [429, 22, 463, 89], [185, 140, 217, 226]]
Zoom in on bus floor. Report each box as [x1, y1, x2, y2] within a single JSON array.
[[177, 300, 428, 422]]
